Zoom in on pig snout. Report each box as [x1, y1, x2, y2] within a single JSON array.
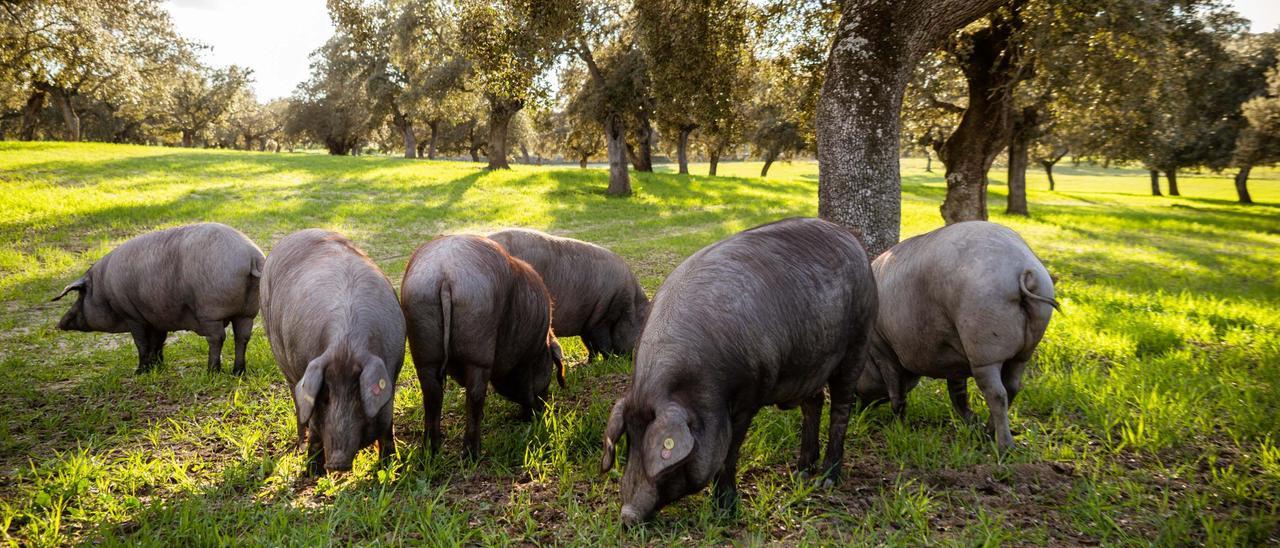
[[620, 504, 643, 527], [324, 451, 355, 472]]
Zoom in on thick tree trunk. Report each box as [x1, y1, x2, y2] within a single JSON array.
[[182, 130, 195, 148], [1149, 169, 1162, 196], [1165, 169, 1180, 196], [486, 98, 521, 170], [604, 113, 631, 196], [1005, 106, 1034, 216], [939, 7, 1023, 225], [579, 154, 589, 168], [1234, 165, 1253, 204], [761, 149, 778, 177], [20, 90, 45, 141], [632, 111, 655, 172], [818, 0, 1006, 256], [677, 125, 695, 175], [1041, 160, 1056, 191], [708, 147, 721, 176], [428, 120, 439, 159], [1006, 134, 1028, 217], [415, 140, 426, 158], [50, 88, 80, 142]]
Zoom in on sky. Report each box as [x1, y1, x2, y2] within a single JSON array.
[[165, 0, 1280, 103]]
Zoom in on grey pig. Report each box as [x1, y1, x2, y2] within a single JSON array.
[[600, 217, 877, 526], [52, 222, 264, 375], [489, 228, 649, 361], [259, 229, 405, 475], [856, 221, 1059, 451], [400, 235, 564, 458]]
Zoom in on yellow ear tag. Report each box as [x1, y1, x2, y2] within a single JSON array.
[[661, 437, 675, 459], [378, 378, 387, 390]]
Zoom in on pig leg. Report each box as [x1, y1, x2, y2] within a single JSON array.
[[130, 327, 153, 374], [203, 323, 226, 373], [947, 379, 979, 425], [797, 392, 825, 475], [146, 329, 167, 365], [1001, 358, 1029, 406], [713, 411, 754, 512], [972, 363, 1014, 451], [462, 365, 490, 460], [419, 367, 445, 454], [230, 316, 253, 375], [820, 363, 860, 486], [378, 423, 395, 465]]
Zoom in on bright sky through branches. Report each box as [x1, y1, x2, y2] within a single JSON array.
[[165, 0, 1279, 104]]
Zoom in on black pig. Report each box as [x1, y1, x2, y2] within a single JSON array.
[[400, 235, 564, 458], [259, 229, 406, 475], [52, 222, 264, 374], [489, 228, 649, 360], [600, 217, 878, 525]]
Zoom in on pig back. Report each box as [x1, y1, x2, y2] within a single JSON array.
[[489, 229, 641, 337], [871, 221, 1053, 371], [261, 229, 406, 383], [98, 222, 263, 331], [633, 217, 876, 405]]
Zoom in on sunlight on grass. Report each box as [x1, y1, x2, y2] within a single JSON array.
[[0, 142, 1277, 544]]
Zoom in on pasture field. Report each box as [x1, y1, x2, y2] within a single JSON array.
[[1, 141, 1279, 545]]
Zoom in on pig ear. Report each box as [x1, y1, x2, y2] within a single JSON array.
[[51, 278, 86, 302], [359, 356, 394, 418], [642, 402, 695, 479], [295, 356, 326, 426], [601, 396, 627, 473], [550, 336, 565, 388]]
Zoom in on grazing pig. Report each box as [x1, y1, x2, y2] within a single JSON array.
[[400, 235, 564, 458], [259, 229, 405, 475], [600, 217, 877, 526], [856, 221, 1059, 451], [52, 222, 264, 375], [489, 228, 649, 361]]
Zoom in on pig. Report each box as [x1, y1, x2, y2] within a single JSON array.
[[489, 228, 649, 361], [259, 229, 406, 475], [52, 222, 264, 375], [600, 217, 878, 526], [856, 221, 1059, 451], [401, 235, 564, 458]]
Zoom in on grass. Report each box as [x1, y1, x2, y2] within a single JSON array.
[[1, 141, 1278, 545]]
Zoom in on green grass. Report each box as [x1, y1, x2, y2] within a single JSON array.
[[1, 141, 1278, 545]]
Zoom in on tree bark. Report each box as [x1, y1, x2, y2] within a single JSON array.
[[1005, 105, 1034, 216], [632, 110, 655, 172], [416, 140, 426, 158], [817, 0, 1007, 256], [427, 120, 440, 159], [1165, 169, 1180, 196], [708, 147, 721, 176], [1234, 165, 1253, 204], [925, 153, 932, 173], [938, 6, 1024, 225], [579, 154, 589, 168], [1041, 160, 1055, 191], [50, 87, 80, 142], [1149, 169, 1162, 196], [761, 149, 778, 177], [20, 90, 45, 141], [486, 97, 521, 170], [182, 129, 195, 148], [677, 125, 695, 175], [604, 113, 632, 196]]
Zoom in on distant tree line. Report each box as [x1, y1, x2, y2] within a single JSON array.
[[3, 0, 1278, 214]]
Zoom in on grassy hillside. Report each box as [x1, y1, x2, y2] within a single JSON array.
[[1, 141, 1278, 545]]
